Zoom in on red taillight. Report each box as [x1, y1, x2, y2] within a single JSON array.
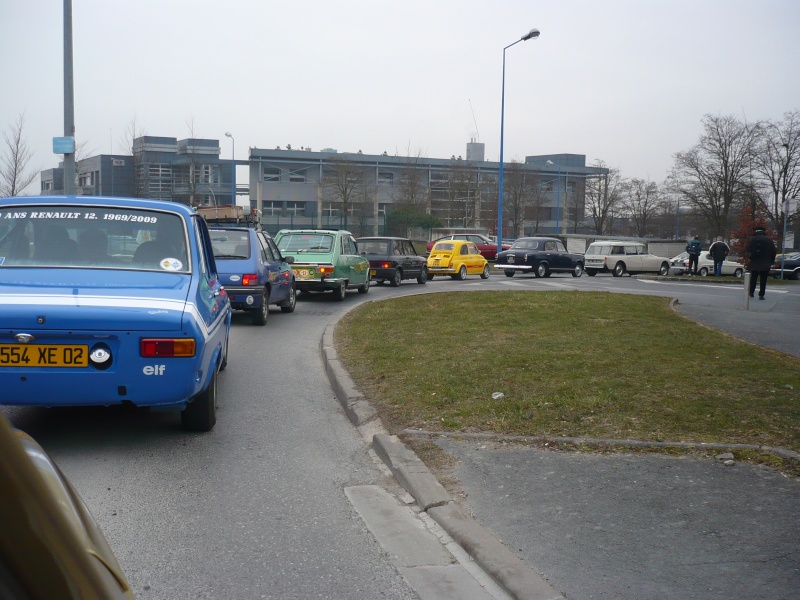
[[140, 339, 196, 358], [242, 274, 259, 286], [318, 266, 332, 275], [381, 262, 392, 269]]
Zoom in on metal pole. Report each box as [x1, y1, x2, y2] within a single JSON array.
[[63, 0, 76, 195], [556, 164, 561, 234], [781, 197, 788, 279]]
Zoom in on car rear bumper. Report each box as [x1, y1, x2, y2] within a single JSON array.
[[295, 277, 346, 291], [223, 286, 265, 309], [493, 264, 532, 271], [369, 267, 397, 279]]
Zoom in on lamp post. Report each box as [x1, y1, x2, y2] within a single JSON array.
[[546, 160, 561, 233], [780, 143, 791, 279], [225, 132, 235, 205], [207, 186, 216, 206], [497, 28, 540, 254]]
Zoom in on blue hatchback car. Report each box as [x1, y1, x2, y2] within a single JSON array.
[[209, 226, 296, 325], [0, 196, 231, 432]]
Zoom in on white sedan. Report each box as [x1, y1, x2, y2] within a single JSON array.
[[669, 252, 745, 277]]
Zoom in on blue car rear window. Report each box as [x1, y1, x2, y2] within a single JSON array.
[[0, 205, 190, 272], [210, 229, 250, 259]]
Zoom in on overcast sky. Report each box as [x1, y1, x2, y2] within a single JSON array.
[[2, 0, 799, 193]]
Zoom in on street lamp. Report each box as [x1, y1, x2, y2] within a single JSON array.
[[546, 160, 561, 233], [497, 28, 540, 254], [225, 132, 235, 205], [780, 143, 790, 279]]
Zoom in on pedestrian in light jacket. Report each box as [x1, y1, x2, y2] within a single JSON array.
[[746, 226, 777, 300]]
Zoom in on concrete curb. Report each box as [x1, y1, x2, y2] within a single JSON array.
[[321, 319, 565, 600]]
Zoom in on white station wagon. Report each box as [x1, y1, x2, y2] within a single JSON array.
[[584, 241, 671, 277]]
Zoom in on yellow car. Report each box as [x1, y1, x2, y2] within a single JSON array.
[[426, 240, 490, 280]]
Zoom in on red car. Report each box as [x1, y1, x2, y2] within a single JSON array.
[[426, 234, 510, 261]]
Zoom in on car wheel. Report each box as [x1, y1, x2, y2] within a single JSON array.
[[280, 285, 296, 313], [427, 273, 434, 280], [251, 293, 269, 326], [333, 281, 347, 301], [390, 269, 402, 287], [417, 267, 428, 284], [480, 264, 490, 279], [504, 269, 515, 277], [358, 277, 370, 294], [536, 263, 548, 278], [181, 367, 217, 432], [572, 263, 583, 277], [659, 262, 670, 276], [586, 269, 597, 276], [699, 267, 709, 277], [457, 265, 468, 280], [613, 262, 626, 277], [734, 268, 744, 278]]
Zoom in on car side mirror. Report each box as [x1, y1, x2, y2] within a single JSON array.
[[284, 256, 295, 264]]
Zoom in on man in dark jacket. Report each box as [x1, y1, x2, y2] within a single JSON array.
[[746, 226, 778, 300], [708, 237, 730, 276], [686, 235, 703, 275]]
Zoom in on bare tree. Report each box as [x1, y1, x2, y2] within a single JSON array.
[[119, 116, 147, 197], [444, 158, 481, 228], [752, 111, 800, 246], [621, 178, 660, 237], [391, 147, 429, 208], [1, 113, 37, 197], [321, 156, 365, 230], [503, 160, 533, 238], [585, 160, 623, 235], [668, 114, 759, 239]]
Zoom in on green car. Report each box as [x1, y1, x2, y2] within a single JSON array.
[[274, 229, 370, 300]]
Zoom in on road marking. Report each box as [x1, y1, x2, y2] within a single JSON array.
[[637, 280, 788, 293]]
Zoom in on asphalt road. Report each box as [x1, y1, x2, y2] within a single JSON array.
[[3, 272, 798, 599]]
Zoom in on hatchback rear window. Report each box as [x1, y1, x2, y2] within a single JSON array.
[[432, 242, 455, 252], [277, 233, 334, 253], [0, 205, 189, 271]]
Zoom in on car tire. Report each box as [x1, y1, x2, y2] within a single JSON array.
[[586, 269, 597, 276], [480, 264, 490, 279], [358, 278, 370, 294], [219, 333, 229, 372], [572, 263, 583, 277], [457, 265, 467, 280], [659, 262, 670, 276], [280, 285, 296, 313], [333, 281, 347, 301], [734, 268, 744, 278], [417, 267, 428, 284], [613, 262, 626, 277], [252, 293, 269, 326], [699, 267, 709, 277], [427, 273, 434, 280], [390, 270, 402, 287], [504, 269, 515, 278], [181, 367, 217, 432], [536, 263, 548, 278]]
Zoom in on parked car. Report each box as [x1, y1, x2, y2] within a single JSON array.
[[274, 229, 370, 300], [669, 251, 745, 277], [209, 225, 296, 324], [358, 236, 428, 286], [584, 241, 671, 277], [0, 195, 232, 432], [771, 252, 800, 279], [0, 412, 134, 599], [494, 237, 584, 278], [426, 240, 490, 280], [426, 233, 510, 261]]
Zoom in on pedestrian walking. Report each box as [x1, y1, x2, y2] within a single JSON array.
[[686, 235, 702, 276], [746, 226, 777, 300], [708, 237, 730, 276]]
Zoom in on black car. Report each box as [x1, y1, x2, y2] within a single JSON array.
[[493, 236, 584, 278], [771, 252, 800, 280], [358, 236, 428, 286]]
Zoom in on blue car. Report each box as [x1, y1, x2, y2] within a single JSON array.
[[209, 226, 296, 325], [0, 196, 231, 432]]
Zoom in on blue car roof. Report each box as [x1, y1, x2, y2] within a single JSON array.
[[13, 195, 196, 218]]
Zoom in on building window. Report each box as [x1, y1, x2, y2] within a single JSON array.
[[567, 180, 576, 193], [289, 168, 306, 183], [263, 167, 280, 182], [378, 171, 394, 186], [323, 204, 340, 218], [42, 181, 52, 191], [540, 180, 554, 193], [286, 202, 304, 216], [78, 173, 92, 187], [263, 201, 281, 216]]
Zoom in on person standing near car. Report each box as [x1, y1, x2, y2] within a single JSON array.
[[709, 237, 730, 277], [686, 235, 702, 276], [746, 226, 778, 300]]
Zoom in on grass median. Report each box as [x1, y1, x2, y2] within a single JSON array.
[[335, 290, 800, 471]]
